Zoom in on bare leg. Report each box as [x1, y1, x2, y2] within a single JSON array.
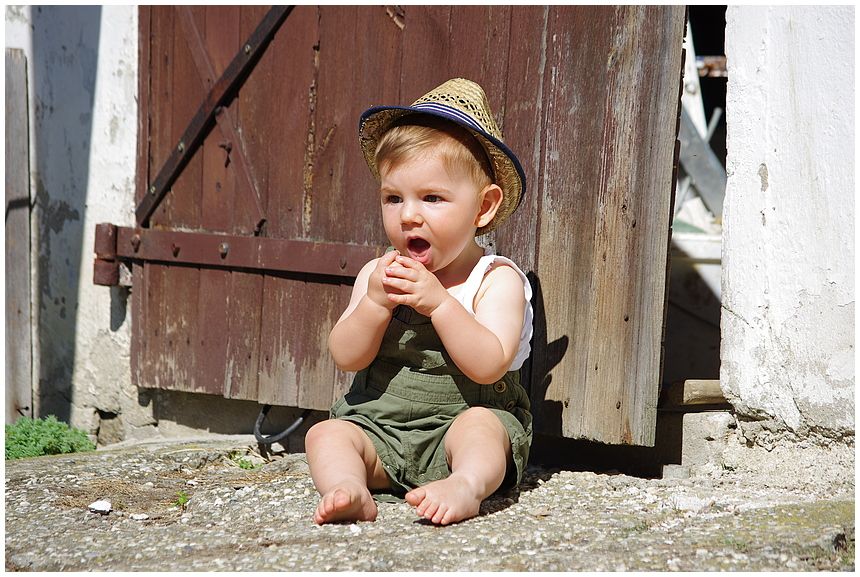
[[405, 407, 511, 525], [305, 419, 390, 524]]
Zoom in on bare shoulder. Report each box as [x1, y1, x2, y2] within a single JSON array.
[[360, 256, 383, 273], [474, 262, 526, 309]]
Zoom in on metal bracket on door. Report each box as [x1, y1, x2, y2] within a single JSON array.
[[93, 223, 383, 285], [136, 5, 293, 228]]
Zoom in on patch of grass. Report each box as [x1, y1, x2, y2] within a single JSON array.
[[236, 458, 258, 470], [5, 416, 96, 460], [174, 491, 190, 510], [722, 536, 751, 553], [227, 450, 261, 470]]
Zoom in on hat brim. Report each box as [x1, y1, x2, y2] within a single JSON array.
[[359, 105, 526, 236]]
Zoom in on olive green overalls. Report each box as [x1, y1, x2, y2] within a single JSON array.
[[330, 304, 533, 494]]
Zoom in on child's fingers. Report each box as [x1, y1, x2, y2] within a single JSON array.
[[384, 264, 418, 281], [394, 255, 426, 270], [379, 250, 400, 267], [381, 274, 413, 292]]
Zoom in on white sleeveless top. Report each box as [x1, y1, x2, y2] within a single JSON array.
[[447, 248, 534, 371]]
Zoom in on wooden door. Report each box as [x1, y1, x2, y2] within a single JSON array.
[[129, 6, 685, 446]]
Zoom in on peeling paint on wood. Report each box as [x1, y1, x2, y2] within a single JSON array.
[[134, 6, 683, 446]]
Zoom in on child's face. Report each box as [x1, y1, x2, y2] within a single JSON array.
[[379, 151, 483, 275]]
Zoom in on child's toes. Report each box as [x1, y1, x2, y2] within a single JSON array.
[[405, 487, 426, 507], [430, 503, 449, 525], [421, 500, 440, 520]]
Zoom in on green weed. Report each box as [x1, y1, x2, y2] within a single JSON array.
[[5, 416, 96, 460], [174, 491, 190, 509]]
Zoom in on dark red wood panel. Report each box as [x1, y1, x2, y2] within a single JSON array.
[[221, 4, 272, 402], [156, 5, 205, 393], [132, 6, 684, 445], [141, 6, 173, 390], [399, 6, 451, 102], [255, 5, 324, 409], [196, 5, 239, 397]]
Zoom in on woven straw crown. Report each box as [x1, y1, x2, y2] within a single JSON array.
[[359, 78, 526, 236]]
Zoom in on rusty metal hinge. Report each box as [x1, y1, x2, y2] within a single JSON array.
[[93, 223, 383, 286]]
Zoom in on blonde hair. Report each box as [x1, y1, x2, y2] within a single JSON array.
[[374, 116, 494, 189]]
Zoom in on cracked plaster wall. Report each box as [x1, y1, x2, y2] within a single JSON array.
[[722, 7, 854, 445], [5, 6, 156, 441]]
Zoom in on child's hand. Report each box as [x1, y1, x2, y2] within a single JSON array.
[[381, 255, 453, 317], [367, 250, 402, 310]]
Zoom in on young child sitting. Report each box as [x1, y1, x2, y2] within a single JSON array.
[[306, 78, 533, 526]]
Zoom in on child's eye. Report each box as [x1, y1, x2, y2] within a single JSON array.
[[424, 195, 441, 203], [384, 195, 402, 204]]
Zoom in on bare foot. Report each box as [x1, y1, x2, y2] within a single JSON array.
[[405, 474, 482, 525], [314, 481, 378, 525]]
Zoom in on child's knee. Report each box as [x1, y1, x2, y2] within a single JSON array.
[[455, 406, 503, 429], [306, 418, 369, 451], [306, 419, 349, 449]]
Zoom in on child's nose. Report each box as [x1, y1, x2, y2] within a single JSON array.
[[400, 200, 424, 225]]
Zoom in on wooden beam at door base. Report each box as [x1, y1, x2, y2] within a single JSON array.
[[93, 224, 383, 285]]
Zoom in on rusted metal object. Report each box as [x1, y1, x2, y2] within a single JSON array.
[[94, 223, 118, 259], [135, 5, 293, 227], [94, 223, 120, 286], [93, 259, 120, 287], [93, 225, 382, 283]]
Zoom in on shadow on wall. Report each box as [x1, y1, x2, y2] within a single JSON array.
[[31, 6, 100, 421]]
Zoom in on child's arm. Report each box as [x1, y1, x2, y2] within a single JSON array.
[[328, 251, 400, 371], [382, 256, 525, 384]]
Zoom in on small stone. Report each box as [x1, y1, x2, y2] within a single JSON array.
[[131, 513, 149, 521], [88, 500, 112, 515], [186, 480, 198, 486], [662, 465, 691, 480], [670, 495, 714, 513], [529, 508, 552, 517], [349, 524, 362, 535]]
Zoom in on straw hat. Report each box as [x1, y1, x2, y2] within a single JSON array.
[[359, 78, 526, 235]]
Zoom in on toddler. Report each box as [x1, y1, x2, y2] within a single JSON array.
[[306, 78, 533, 526]]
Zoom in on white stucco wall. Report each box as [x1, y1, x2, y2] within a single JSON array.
[[722, 6, 855, 443], [5, 6, 153, 439]]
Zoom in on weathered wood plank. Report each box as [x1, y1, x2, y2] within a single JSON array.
[[256, 5, 319, 408], [196, 5, 238, 397], [308, 6, 402, 408], [218, 5, 271, 402], [141, 6, 174, 390], [535, 6, 684, 445], [447, 5, 510, 114], [399, 6, 451, 102], [131, 7, 151, 391], [158, 5, 205, 393], [660, 379, 728, 410], [5, 49, 33, 422], [494, 5, 551, 413]]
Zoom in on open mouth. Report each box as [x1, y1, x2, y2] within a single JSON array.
[[407, 237, 431, 262]]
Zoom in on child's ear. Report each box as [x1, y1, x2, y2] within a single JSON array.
[[475, 184, 503, 229]]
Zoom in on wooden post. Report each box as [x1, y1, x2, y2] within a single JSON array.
[[5, 49, 33, 423]]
